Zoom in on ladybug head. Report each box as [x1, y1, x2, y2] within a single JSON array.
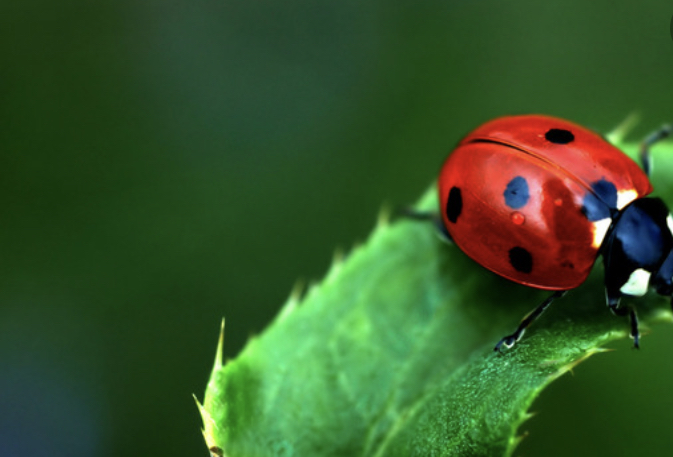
[[602, 198, 673, 304]]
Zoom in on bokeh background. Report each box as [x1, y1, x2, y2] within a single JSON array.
[[3, 1, 673, 456]]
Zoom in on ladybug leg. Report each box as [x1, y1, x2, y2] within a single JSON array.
[[494, 290, 567, 352], [639, 124, 671, 176], [608, 299, 640, 348], [396, 208, 452, 243]]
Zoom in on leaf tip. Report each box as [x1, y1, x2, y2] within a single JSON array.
[[276, 279, 306, 322], [545, 346, 608, 380], [289, 279, 306, 301], [326, 247, 346, 280], [198, 322, 229, 456], [193, 393, 207, 425], [214, 318, 225, 371], [304, 279, 321, 300], [606, 111, 641, 144], [195, 394, 226, 457], [507, 429, 529, 457], [376, 203, 392, 228], [194, 394, 216, 452]]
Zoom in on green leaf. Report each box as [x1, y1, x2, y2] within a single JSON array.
[[197, 136, 673, 457]]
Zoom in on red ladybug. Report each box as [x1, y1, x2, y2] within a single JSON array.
[[437, 115, 671, 351]]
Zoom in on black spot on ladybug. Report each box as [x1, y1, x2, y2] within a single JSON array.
[[509, 247, 533, 273], [581, 179, 618, 221], [504, 176, 530, 209], [591, 179, 618, 208], [545, 128, 575, 144], [446, 186, 462, 223]]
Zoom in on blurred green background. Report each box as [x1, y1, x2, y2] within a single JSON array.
[[2, 1, 673, 456]]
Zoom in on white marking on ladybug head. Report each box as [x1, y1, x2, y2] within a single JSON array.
[[620, 268, 651, 297], [591, 218, 612, 249], [616, 189, 638, 210], [667, 214, 673, 237]]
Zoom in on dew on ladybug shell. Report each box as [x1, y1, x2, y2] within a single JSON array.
[[510, 211, 525, 225]]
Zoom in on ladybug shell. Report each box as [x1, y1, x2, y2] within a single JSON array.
[[438, 115, 653, 290]]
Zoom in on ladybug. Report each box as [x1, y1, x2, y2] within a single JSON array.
[[437, 114, 671, 351]]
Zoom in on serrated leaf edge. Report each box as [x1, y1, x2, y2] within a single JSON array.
[[196, 319, 226, 454]]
